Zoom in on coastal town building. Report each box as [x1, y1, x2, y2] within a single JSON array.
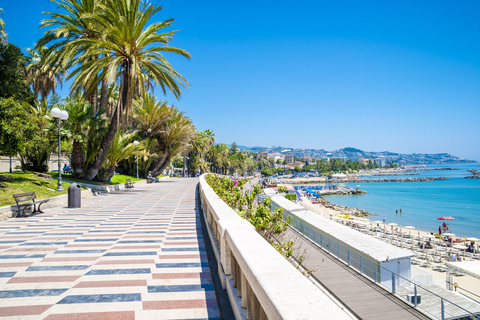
[[268, 152, 284, 163], [257, 152, 268, 160], [284, 154, 294, 164]]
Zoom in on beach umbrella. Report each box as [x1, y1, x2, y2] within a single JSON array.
[[400, 226, 404, 248], [373, 221, 382, 238], [454, 244, 468, 259], [404, 226, 415, 239], [437, 217, 455, 221], [388, 223, 398, 238], [466, 237, 480, 241], [442, 233, 455, 237]]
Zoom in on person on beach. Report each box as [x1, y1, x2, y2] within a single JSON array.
[[396, 209, 398, 215], [456, 253, 461, 261], [400, 209, 402, 214], [382, 216, 386, 223], [438, 226, 442, 235]]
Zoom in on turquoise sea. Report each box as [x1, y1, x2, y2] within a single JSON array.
[[323, 163, 480, 238]]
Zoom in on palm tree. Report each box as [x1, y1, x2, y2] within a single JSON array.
[[131, 93, 195, 177], [25, 46, 64, 102], [0, 8, 7, 44], [148, 106, 195, 177], [63, 95, 94, 178], [98, 130, 143, 181], [59, 0, 190, 180]]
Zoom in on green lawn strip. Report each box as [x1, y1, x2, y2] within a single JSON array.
[[110, 174, 144, 184], [47, 172, 145, 185], [0, 172, 70, 207]]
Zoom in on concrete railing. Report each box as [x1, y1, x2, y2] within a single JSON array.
[[198, 174, 353, 320]]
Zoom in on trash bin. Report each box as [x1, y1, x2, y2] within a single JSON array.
[[68, 183, 81, 208]]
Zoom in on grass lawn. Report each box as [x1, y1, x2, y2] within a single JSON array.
[[0, 172, 70, 207], [48, 172, 144, 185]]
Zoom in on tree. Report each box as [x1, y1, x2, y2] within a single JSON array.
[[0, 98, 35, 158], [39, 0, 191, 181], [0, 43, 34, 104], [230, 142, 238, 154], [0, 8, 7, 44], [25, 46, 64, 102], [132, 94, 195, 177], [20, 99, 57, 172], [63, 95, 96, 178], [97, 131, 143, 181]]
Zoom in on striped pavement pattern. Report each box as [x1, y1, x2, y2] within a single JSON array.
[[0, 178, 220, 319]]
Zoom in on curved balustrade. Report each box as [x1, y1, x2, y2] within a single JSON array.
[[198, 174, 353, 320]]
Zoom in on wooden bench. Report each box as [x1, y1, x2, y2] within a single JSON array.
[[125, 178, 135, 188], [12, 192, 50, 218]]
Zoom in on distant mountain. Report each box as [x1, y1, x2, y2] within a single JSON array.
[[225, 144, 476, 165]]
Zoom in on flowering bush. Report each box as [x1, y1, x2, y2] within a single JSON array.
[[205, 174, 293, 257]]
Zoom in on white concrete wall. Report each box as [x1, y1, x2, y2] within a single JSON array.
[[199, 174, 353, 320]]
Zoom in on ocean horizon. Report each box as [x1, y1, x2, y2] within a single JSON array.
[[322, 163, 480, 239]]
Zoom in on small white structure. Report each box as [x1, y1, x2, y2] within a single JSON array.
[[269, 193, 414, 289]]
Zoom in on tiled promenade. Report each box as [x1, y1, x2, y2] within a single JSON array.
[[0, 178, 221, 319]]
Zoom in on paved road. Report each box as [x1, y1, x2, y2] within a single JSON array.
[[0, 178, 221, 320]]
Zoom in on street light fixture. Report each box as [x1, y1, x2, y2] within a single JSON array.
[[133, 140, 139, 179], [50, 107, 68, 191]]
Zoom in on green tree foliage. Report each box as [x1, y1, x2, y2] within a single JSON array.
[[0, 98, 35, 157], [0, 43, 34, 104], [39, 0, 191, 181], [0, 8, 7, 44], [19, 99, 56, 172], [205, 174, 292, 257]]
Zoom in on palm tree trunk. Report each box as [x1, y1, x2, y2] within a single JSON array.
[[71, 139, 84, 178], [149, 146, 170, 177], [84, 97, 120, 181], [99, 78, 108, 113], [84, 63, 130, 181]]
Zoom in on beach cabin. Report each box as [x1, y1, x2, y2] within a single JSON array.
[[268, 192, 414, 291]]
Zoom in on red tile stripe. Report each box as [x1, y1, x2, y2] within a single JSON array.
[[45, 311, 135, 320], [73, 280, 147, 288], [0, 305, 52, 316]]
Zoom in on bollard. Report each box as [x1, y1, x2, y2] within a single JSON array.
[[68, 183, 81, 208]]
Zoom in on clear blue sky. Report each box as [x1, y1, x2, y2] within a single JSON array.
[[2, 0, 479, 160]]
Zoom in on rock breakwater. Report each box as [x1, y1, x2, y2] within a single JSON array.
[[281, 176, 448, 184], [321, 198, 371, 217]]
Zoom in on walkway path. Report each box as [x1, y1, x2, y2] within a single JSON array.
[[283, 228, 430, 320], [0, 178, 220, 319]]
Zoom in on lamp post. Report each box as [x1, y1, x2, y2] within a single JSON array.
[[133, 140, 140, 179], [50, 107, 68, 191]]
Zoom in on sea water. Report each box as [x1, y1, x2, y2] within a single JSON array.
[[322, 163, 480, 238]]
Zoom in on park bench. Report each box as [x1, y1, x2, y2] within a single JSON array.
[[125, 178, 135, 188], [147, 176, 155, 183], [12, 192, 50, 218]]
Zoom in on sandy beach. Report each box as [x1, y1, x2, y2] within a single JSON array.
[[298, 196, 480, 301]]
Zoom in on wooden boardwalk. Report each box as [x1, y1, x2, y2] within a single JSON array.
[[282, 228, 431, 320]]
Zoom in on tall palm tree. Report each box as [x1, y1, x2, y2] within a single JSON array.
[[0, 8, 7, 44], [63, 95, 94, 178], [25, 46, 64, 102], [148, 106, 195, 177], [132, 93, 195, 177], [63, 0, 190, 180]]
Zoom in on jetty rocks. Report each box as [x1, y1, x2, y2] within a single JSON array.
[[466, 169, 480, 179], [282, 176, 448, 184], [321, 198, 370, 217]]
